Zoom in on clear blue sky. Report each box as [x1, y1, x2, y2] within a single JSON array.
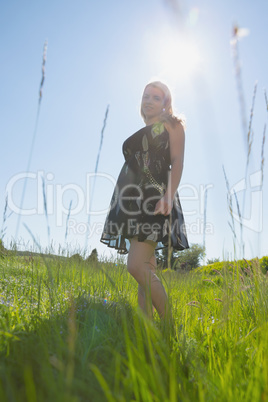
[[1, 0, 267, 262]]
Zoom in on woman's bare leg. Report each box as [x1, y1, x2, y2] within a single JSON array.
[[128, 237, 168, 319], [138, 254, 157, 316]]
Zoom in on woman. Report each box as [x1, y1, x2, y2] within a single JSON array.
[[100, 81, 189, 320]]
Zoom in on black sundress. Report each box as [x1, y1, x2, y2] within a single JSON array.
[[100, 122, 189, 254]]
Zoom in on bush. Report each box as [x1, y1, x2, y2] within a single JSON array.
[[0, 239, 7, 258], [196, 256, 268, 275], [260, 256, 268, 273], [69, 253, 83, 263], [207, 257, 220, 265]]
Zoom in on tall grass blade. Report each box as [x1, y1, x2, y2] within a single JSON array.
[[261, 90, 268, 187], [260, 124, 266, 188], [1, 195, 8, 240], [42, 176, 50, 248], [233, 190, 244, 257], [162, 0, 185, 26], [15, 41, 48, 241], [223, 165, 237, 257], [65, 200, 73, 243], [258, 90, 267, 256], [231, 24, 249, 149], [23, 223, 54, 307], [202, 187, 208, 263], [243, 82, 257, 195], [23, 223, 42, 253], [84, 105, 109, 250], [90, 364, 116, 402]]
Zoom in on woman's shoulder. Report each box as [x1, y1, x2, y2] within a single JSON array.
[[163, 116, 185, 136]]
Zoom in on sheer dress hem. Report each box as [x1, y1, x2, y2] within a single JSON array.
[[100, 231, 188, 255]]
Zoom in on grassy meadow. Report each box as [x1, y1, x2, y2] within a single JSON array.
[[0, 11, 266, 400], [0, 21, 266, 401], [0, 251, 268, 402]]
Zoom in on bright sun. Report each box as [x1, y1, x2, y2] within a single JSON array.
[[145, 27, 202, 85], [162, 37, 201, 80]]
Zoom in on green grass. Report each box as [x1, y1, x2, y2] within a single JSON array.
[[0, 253, 268, 401]]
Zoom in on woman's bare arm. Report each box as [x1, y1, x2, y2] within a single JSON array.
[[154, 121, 185, 216]]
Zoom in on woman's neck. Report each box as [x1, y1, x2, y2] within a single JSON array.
[[145, 117, 160, 126]]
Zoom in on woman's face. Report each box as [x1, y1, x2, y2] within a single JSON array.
[[141, 85, 165, 124]]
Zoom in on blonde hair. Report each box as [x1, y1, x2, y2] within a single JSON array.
[[140, 81, 185, 128]]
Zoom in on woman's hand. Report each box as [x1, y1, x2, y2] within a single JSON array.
[[154, 194, 173, 216]]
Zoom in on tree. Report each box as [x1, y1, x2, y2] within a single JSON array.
[[86, 248, 98, 264], [155, 246, 177, 269], [156, 243, 205, 270], [0, 239, 7, 258], [174, 244, 205, 270]]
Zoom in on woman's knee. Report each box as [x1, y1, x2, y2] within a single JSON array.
[[127, 260, 140, 278], [127, 260, 150, 283], [127, 237, 156, 280], [128, 260, 157, 286]]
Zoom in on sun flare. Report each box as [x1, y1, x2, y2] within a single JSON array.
[[145, 27, 202, 85], [162, 37, 201, 79]]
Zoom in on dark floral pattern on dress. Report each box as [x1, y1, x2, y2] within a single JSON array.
[[100, 123, 189, 254]]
